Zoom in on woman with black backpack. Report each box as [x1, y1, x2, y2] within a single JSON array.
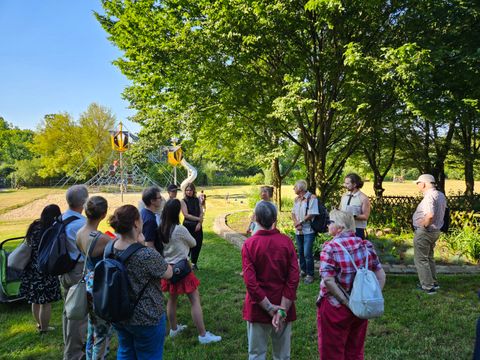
[[108, 205, 173, 359], [20, 204, 62, 334]]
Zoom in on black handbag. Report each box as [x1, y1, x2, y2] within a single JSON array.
[[170, 259, 192, 284]]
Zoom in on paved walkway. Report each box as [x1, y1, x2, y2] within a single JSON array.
[[213, 213, 480, 275]]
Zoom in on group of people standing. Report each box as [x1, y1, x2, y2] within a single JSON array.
[[19, 182, 218, 360], [16, 171, 447, 359], [242, 172, 446, 359]]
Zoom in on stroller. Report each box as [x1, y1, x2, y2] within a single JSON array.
[[0, 237, 25, 303]]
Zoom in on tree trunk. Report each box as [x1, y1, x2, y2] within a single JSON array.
[[271, 157, 282, 211], [373, 171, 385, 198], [465, 156, 475, 196]]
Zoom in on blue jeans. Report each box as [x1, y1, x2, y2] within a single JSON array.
[[114, 314, 166, 360], [296, 233, 315, 277]]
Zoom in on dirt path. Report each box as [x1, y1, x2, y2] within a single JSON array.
[[0, 192, 143, 221]]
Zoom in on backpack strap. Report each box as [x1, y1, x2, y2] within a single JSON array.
[[118, 243, 144, 263], [87, 231, 102, 259], [335, 240, 369, 271], [305, 194, 311, 216], [115, 242, 149, 311], [63, 215, 80, 226]]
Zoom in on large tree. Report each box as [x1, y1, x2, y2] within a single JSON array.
[[78, 103, 116, 173], [97, 0, 407, 200], [384, 0, 480, 192]]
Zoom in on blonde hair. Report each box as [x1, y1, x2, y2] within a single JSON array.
[[329, 209, 355, 232]]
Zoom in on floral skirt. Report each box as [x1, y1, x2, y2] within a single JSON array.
[[161, 271, 200, 295]]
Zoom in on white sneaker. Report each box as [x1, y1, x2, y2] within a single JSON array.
[[198, 331, 222, 344], [169, 324, 187, 338]]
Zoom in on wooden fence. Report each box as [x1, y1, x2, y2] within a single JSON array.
[[369, 194, 480, 232]]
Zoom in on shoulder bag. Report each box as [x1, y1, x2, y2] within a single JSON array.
[[8, 239, 32, 272], [65, 233, 99, 320]]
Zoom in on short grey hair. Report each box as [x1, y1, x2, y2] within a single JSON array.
[[295, 180, 308, 192], [329, 209, 355, 232], [66, 185, 89, 209], [255, 201, 277, 230]]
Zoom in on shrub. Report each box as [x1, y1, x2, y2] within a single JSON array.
[[441, 225, 480, 263]]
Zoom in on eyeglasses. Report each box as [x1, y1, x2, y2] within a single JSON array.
[[327, 220, 335, 225]]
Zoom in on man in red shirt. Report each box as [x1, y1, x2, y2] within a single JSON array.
[[242, 201, 300, 360]]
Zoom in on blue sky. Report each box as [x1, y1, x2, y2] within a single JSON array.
[[0, 0, 141, 133]]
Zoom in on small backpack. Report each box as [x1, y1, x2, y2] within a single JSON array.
[[336, 241, 384, 319], [440, 206, 450, 233], [38, 215, 81, 275], [92, 241, 149, 323], [305, 194, 329, 234]]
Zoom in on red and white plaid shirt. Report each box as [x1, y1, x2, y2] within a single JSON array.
[[319, 231, 382, 307]]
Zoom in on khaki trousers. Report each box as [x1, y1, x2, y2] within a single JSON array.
[[247, 321, 292, 360], [413, 228, 441, 289], [60, 261, 88, 360]]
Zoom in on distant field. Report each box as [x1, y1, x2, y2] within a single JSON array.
[[0, 180, 477, 240], [0, 186, 251, 240]]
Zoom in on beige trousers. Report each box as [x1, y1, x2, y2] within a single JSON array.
[[413, 228, 441, 289], [60, 261, 88, 360], [247, 321, 292, 360]]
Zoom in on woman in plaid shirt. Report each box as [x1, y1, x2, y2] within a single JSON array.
[[317, 210, 386, 359]]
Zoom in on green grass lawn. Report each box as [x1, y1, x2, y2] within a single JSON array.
[[0, 187, 479, 359]]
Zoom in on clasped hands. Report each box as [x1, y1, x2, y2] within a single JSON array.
[[268, 305, 287, 333]]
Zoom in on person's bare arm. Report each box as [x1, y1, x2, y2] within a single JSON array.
[[323, 276, 349, 306], [181, 199, 202, 222], [375, 268, 386, 290], [356, 195, 371, 221], [162, 264, 173, 279]]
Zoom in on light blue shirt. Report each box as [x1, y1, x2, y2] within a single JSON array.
[[62, 209, 86, 261]]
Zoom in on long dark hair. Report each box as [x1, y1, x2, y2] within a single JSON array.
[[155, 199, 181, 253], [27, 204, 61, 238]]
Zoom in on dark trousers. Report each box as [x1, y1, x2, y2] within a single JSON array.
[[355, 228, 366, 239], [184, 222, 203, 265], [474, 317, 480, 360]]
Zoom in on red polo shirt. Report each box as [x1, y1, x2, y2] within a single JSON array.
[[242, 229, 299, 323]]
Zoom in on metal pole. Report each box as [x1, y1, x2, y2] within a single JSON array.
[[174, 166, 177, 186], [120, 151, 124, 202]]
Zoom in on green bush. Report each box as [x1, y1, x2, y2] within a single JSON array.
[[441, 225, 480, 263]]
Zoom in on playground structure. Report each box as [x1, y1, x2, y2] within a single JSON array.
[[56, 123, 198, 197], [167, 140, 197, 191]]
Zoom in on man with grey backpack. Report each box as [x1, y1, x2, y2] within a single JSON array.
[[317, 209, 386, 359]]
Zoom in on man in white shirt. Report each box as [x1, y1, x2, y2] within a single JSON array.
[[412, 174, 447, 295], [339, 173, 371, 239]]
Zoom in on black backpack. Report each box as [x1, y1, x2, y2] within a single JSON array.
[[440, 207, 450, 233], [93, 241, 149, 323], [38, 215, 81, 275], [306, 194, 329, 234]]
